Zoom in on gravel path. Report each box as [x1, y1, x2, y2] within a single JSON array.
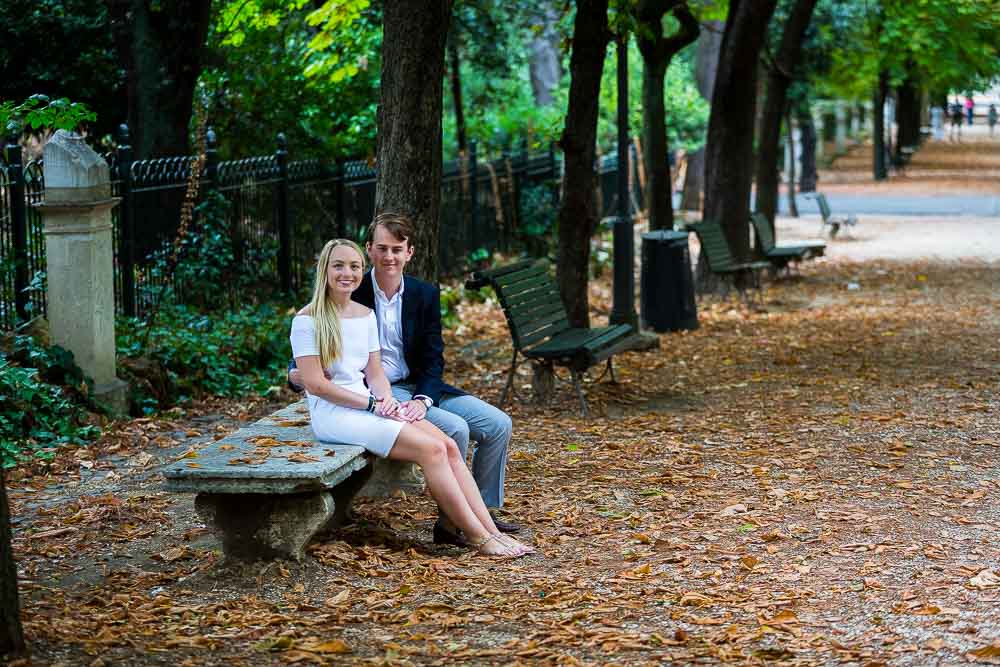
[[778, 215, 1000, 263]]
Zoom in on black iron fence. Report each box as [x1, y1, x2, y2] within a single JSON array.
[[1, 128, 564, 330]]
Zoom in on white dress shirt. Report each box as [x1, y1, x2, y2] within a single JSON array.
[[373, 277, 410, 384]]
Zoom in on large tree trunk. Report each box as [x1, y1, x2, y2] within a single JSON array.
[[529, 4, 563, 107], [1, 468, 24, 656], [557, 0, 610, 328], [109, 0, 212, 158], [873, 70, 888, 180], [704, 0, 778, 263], [637, 2, 700, 231], [754, 0, 819, 228], [375, 0, 454, 282], [798, 101, 818, 192], [680, 20, 723, 211]]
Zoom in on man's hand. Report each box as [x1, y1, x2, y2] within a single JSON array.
[[397, 399, 428, 422]]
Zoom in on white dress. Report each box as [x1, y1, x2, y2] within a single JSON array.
[[290, 312, 405, 457]]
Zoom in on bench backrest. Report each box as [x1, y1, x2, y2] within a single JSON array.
[[689, 220, 739, 272], [750, 212, 776, 252], [476, 260, 571, 352]]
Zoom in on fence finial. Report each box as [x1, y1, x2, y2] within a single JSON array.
[[276, 133, 288, 152], [118, 123, 130, 145], [206, 126, 218, 150]]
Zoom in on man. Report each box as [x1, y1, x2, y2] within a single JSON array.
[[290, 212, 518, 544]]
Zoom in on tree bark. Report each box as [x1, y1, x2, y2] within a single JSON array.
[[895, 71, 921, 156], [873, 70, 888, 181], [529, 4, 563, 107], [109, 0, 212, 158], [1, 467, 24, 656], [680, 20, 723, 211], [704, 0, 778, 264], [557, 0, 610, 328], [447, 37, 467, 155], [375, 0, 454, 282], [786, 109, 798, 218], [637, 2, 700, 231], [798, 102, 818, 192], [753, 0, 819, 227]]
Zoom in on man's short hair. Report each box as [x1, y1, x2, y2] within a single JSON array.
[[367, 212, 415, 246]]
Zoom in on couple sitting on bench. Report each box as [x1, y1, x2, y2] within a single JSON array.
[[288, 213, 532, 558]]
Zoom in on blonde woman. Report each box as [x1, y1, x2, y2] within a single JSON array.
[[290, 239, 532, 558]]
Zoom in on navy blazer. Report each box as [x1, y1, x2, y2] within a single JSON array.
[[352, 271, 464, 405]]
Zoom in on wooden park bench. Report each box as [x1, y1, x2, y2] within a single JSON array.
[[162, 402, 421, 562], [750, 212, 826, 272], [465, 259, 638, 416], [804, 192, 857, 238], [687, 220, 771, 294]]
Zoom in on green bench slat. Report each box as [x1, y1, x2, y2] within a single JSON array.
[[494, 264, 551, 290], [518, 321, 571, 349], [509, 301, 567, 334]]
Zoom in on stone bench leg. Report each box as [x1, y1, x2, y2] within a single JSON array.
[[321, 464, 374, 533], [195, 491, 336, 562]]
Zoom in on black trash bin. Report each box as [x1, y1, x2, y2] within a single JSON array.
[[640, 230, 698, 332]]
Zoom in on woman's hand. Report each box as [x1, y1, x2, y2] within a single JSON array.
[[376, 394, 402, 418]]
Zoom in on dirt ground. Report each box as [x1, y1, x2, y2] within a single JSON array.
[[5, 138, 1000, 666]]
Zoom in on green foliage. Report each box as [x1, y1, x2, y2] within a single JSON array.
[[1, 337, 100, 467], [117, 302, 291, 411], [818, 0, 1000, 99], [0, 95, 96, 137], [0, 0, 120, 140], [140, 191, 278, 309], [203, 0, 380, 157], [598, 40, 709, 154]]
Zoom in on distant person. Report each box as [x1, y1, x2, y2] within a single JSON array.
[[965, 96, 975, 125], [950, 101, 964, 141], [989, 104, 998, 137]]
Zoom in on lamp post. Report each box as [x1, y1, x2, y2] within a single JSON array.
[[610, 35, 638, 328]]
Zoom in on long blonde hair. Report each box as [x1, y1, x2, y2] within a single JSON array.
[[309, 239, 366, 368]]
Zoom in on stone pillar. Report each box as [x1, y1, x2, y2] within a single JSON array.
[[834, 101, 847, 154], [35, 131, 127, 414]]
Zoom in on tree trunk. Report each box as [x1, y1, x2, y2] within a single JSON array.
[[680, 20, 723, 211], [753, 0, 819, 226], [704, 0, 778, 264], [109, 0, 212, 158], [895, 72, 921, 156], [529, 4, 563, 107], [448, 37, 467, 155], [557, 0, 610, 328], [798, 102, 818, 192], [786, 110, 798, 218], [375, 0, 454, 282], [1, 467, 24, 656], [637, 2, 700, 231], [873, 70, 888, 181]]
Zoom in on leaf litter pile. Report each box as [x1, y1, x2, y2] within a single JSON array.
[[7, 257, 1000, 665]]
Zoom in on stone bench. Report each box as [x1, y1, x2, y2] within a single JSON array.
[[162, 401, 423, 562]]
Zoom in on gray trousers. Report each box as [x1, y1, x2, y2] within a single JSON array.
[[390, 384, 511, 508]]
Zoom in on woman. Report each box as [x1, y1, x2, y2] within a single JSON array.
[[290, 239, 532, 557]]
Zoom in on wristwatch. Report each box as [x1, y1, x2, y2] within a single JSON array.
[[420, 396, 433, 409]]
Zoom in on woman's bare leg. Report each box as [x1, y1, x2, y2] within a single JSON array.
[[411, 420, 535, 555], [409, 420, 497, 531], [388, 423, 516, 556]]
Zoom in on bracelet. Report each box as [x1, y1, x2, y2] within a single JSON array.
[[366, 395, 376, 413]]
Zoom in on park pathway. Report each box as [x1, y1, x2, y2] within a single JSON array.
[[778, 123, 1000, 217], [6, 131, 1000, 665]]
